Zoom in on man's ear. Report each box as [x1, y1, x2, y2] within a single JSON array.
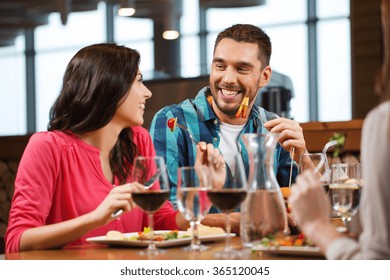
[[259, 65, 272, 87]]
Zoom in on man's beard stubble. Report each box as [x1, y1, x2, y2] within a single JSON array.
[[210, 91, 240, 118]]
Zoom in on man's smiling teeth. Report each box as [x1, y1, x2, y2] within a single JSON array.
[[221, 89, 239, 96], [139, 103, 145, 110]]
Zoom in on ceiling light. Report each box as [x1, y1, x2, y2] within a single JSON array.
[[118, 0, 136, 17], [162, 10, 180, 40], [162, 30, 180, 40]]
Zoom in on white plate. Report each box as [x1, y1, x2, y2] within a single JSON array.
[[86, 230, 235, 248], [252, 245, 323, 257]]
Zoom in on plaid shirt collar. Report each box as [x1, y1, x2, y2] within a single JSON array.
[[193, 86, 263, 131]]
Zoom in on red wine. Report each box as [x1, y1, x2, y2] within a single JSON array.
[[132, 190, 170, 212], [207, 189, 247, 212]]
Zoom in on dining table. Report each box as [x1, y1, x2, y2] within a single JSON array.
[[0, 235, 324, 260], [1, 188, 343, 261]]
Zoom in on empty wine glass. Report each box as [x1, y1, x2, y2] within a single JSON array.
[[131, 156, 170, 256], [299, 153, 329, 191], [299, 152, 340, 218], [329, 163, 363, 228], [176, 165, 211, 251], [208, 153, 248, 259]]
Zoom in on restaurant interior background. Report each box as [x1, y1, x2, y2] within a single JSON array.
[[0, 0, 383, 253], [0, 0, 382, 135]]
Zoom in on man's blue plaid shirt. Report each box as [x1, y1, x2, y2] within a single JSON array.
[[149, 87, 297, 210]]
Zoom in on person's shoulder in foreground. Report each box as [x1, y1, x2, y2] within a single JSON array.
[[326, 100, 390, 259], [289, 0, 390, 258]]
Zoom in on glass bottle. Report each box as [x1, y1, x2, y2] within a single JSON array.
[[240, 133, 289, 248]]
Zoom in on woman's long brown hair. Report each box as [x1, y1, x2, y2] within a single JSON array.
[[376, 0, 390, 102], [48, 43, 140, 183]]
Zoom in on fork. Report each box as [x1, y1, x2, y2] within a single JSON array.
[[257, 108, 295, 188], [321, 139, 338, 181], [175, 123, 199, 145]]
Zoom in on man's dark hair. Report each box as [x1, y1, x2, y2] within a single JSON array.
[[214, 24, 272, 68]]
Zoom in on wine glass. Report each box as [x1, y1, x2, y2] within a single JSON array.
[[207, 153, 248, 259], [131, 156, 170, 255], [176, 165, 211, 251], [299, 153, 329, 191], [329, 163, 363, 228], [299, 152, 338, 218]]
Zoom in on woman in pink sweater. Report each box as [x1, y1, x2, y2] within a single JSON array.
[[5, 44, 188, 253]]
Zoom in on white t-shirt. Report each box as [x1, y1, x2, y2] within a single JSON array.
[[218, 121, 245, 174]]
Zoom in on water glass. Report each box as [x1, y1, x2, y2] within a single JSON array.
[[329, 163, 363, 226], [299, 152, 329, 190], [176, 165, 211, 251]]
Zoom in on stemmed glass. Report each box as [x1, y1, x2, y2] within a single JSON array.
[[299, 153, 329, 191], [176, 165, 211, 251], [207, 153, 248, 259], [131, 156, 170, 255], [299, 152, 339, 217], [329, 163, 363, 228]]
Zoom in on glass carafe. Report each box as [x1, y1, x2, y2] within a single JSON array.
[[240, 133, 289, 248]]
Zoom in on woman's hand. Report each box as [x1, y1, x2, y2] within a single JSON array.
[[19, 182, 145, 252], [288, 171, 330, 235], [91, 182, 145, 225]]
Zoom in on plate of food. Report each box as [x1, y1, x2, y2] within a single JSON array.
[[251, 233, 323, 257], [86, 225, 234, 248]]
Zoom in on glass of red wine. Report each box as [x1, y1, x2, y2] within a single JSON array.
[[207, 153, 248, 259], [131, 156, 170, 255]]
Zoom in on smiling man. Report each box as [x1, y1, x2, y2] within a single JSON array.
[[149, 24, 307, 232]]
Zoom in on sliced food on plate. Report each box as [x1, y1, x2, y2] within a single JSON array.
[[259, 232, 314, 247], [104, 225, 226, 242], [186, 224, 225, 237], [105, 228, 188, 241], [252, 232, 323, 257]]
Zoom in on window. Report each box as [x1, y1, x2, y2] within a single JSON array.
[[0, 37, 26, 135], [34, 4, 106, 131], [317, 0, 351, 121], [115, 16, 155, 79], [266, 25, 308, 121], [180, 0, 201, 77]]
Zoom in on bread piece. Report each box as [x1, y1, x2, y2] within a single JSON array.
[[106, 230, 125, 240], [187, 224, 225, 236]]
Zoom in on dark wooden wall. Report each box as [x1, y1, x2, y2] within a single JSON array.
[[0, 135, 31, 253], [351, 0, 382, 118], [143, 76, 209, 129]]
